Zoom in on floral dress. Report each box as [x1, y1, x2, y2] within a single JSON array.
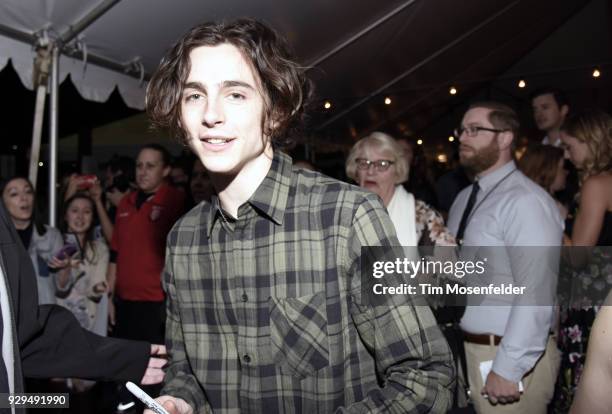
[[553, 211, 612, 413]]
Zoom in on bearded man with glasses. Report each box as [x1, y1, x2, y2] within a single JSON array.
[[447, 101, 563, 413]]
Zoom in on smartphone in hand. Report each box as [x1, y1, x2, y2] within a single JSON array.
[[54, 244, 78, 261]]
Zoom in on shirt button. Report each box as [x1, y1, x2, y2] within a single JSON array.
[[241, 293, 248, 302], [243, 354, 251, 363]]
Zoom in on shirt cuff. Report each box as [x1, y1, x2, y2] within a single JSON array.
[[491, 345, 540, 383]]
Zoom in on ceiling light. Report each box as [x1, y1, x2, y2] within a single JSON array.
[[518, 79, 526, 88], [448, 136, 455, 142], [593, 68, 601, 78], [436, 154, 448, 163], [417, 139, 423, 145], [449, 86, 457, 95], [324, 101, 332, 109], [38, 162, 43, 167], [384, 97, 392, 105]]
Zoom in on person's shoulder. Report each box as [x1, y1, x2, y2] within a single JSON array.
[[415, 199, 443, 221], [582, 173, 612, 195], [172, 201, 208, 230], [511, 170, 556, 205], [117, 191, 135, 209], [40, 225, 62, 241], [504, 171, 562, 225], [292, 169, 377, 207]]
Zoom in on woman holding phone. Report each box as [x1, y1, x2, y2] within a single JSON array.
[[56, 194, 110, 398], [56, 193, 109, 333]]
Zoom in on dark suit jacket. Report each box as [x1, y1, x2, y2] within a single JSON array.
[[0, 202, 149, 405]]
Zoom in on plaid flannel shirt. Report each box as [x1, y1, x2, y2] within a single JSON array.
[[162, 151, 453, 413]]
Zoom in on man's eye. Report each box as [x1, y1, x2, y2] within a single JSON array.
[[185, 93, 203, 102], [229, 92, 246, 100]]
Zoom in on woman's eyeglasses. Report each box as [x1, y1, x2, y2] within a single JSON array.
[[355, 158, 395, 172]]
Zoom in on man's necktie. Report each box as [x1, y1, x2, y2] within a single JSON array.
[[456, 181, 480, 245]]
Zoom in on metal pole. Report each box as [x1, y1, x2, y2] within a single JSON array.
[[307, 0, 419, 68], [59, 0, 122, 46], [28, 85, 46, 188], [315, 0, 519, 131], [48, 46, 59, 227]]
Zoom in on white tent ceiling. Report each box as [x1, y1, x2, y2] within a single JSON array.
[[1, 0, 605, 138], [0, 0, 413, 110]]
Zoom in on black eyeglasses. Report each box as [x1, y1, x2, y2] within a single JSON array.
[[355, 158, 395, 172], [454, 126, 507, 138]]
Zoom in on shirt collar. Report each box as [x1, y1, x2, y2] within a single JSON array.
[[128, 182, 170, 205], [207, 151, 292, 237], [476, 160, 516, 192]]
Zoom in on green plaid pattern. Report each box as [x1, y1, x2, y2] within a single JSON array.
[[162, 151, 453, 413]]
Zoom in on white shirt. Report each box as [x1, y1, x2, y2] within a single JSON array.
[[447, 161, 563, 382]]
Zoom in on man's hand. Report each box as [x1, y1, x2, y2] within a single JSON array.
[[143, 395, 193, 414], [481, 370, 520, 405], [140, 344, 168, 385]]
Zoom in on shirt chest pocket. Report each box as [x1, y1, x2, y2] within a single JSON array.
[[268, 290, 330, 379]]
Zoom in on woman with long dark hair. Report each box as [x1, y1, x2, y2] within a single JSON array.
[[0, 176, 64, 304]]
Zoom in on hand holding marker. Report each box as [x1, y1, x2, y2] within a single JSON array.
[[126, 381, 170, 414]]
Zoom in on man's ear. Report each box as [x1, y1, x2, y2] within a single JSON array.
[[162, 165, 171, 178], [498, 131, 514, 151], [560, 104, 569, 119]]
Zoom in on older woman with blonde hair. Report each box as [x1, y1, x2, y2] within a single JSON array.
[[346, 132, 454, 246]]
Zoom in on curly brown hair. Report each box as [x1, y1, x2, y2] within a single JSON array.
[[146, 18, 311, 148], [561, 109, 612, 182]]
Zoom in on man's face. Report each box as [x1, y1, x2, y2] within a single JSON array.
[[180, 43, 270, 178], [458, 107, 501, 174], [532, 94, 567, 132], [135, 148, 170, 193]]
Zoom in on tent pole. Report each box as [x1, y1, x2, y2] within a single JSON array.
[[48, 46, 59, 227], [59, 0, 122, 46], [28, 85, 46, 189]]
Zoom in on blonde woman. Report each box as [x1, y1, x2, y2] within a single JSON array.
[[346, 132, 454, 246], [560, 109, 612, 246], [556, 109, 612, 411]]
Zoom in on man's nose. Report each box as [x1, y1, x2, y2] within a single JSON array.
[[202, 97, 224, 127]]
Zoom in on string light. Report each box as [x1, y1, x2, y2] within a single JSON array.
[[449, 86, 457, 95], [323, 101, 332, 109], [593, 68, 601, 78], [518, 79, 526, 88], [384, 97, 392, 105], [417, 139, 423, 145], [448, 136, 455, 142]]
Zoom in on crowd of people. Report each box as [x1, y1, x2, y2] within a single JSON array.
[[0, 17, 610, 414]]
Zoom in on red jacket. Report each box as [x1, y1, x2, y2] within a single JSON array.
[[112, 183, 185, 301]]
